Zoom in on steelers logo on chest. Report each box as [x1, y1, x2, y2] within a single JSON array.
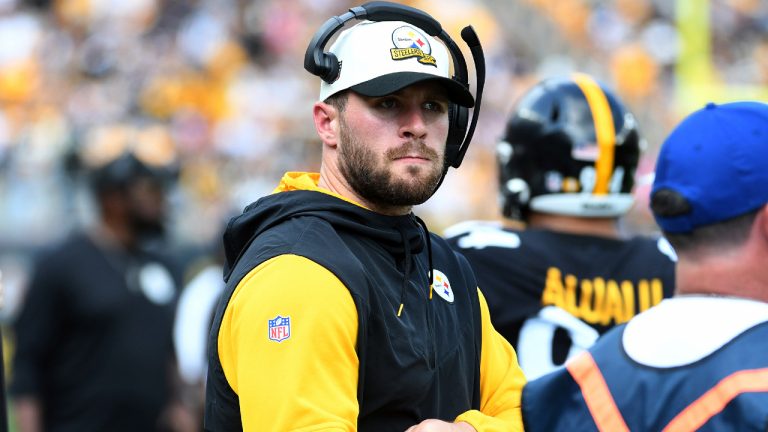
[[431, 269, 454, 303]]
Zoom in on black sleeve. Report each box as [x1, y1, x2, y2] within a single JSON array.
[[10, 250, 64, 398], [0, 326, 8, 432]]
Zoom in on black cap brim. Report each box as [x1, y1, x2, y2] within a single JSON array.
[[350, 72, 474, 108]]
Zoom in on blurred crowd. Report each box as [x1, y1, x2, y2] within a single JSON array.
[[0, 0, 767, 365]]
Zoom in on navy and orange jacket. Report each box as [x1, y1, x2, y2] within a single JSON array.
[[204, 172, 526, 431], [522, 296, 768, 431]]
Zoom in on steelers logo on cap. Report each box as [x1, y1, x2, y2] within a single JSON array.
[[390, 25, 436, 66]]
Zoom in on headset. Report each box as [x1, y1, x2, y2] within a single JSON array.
[[304, 1, 485, 171]]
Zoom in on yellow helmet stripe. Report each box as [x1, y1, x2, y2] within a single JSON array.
[[571, 73, 615, 195]]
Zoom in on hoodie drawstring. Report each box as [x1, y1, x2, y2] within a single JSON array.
[[396, 225, 411, 317], [413, 215, 434, 301], [395, 216, 435, 318]]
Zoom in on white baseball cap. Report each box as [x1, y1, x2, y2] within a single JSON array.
[[319, 20, 474, 107]]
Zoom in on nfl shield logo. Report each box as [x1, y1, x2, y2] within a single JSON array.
[[268, 315, 291, 342]]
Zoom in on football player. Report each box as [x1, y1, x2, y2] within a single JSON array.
[[445, 73, 676, 380]]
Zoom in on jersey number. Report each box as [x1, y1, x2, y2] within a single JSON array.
[[517, 306, 599, 380]]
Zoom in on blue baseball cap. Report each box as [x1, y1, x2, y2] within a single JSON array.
[[651, 101, 768, 233]]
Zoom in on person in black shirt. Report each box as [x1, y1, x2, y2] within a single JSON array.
[[446, 74, 676, 380], [10, 150, 194, 432]]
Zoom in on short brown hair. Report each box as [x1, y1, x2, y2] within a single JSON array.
[[324, 91, 349, 113], [661, 210, 758, 256]]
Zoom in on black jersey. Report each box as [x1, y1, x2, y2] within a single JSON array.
[[10, 232, 181, 432], [446, 221, 676, 379]]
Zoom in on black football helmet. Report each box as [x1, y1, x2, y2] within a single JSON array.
[[497, 73, 642, 221]]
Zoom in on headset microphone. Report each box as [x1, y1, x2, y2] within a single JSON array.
[[452, 25, 485, 168]]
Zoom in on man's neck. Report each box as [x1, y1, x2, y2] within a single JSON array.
[[526, 212, 621, 238], [90, 219, 134, 251], [675, 245, 768, 303]]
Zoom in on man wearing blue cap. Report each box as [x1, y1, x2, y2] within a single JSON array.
[[520, 101, 768, 431]]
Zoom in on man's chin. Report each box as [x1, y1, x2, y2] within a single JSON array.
[[387, 177, 440, 205], [133, 222, 166, 241], [392, 162, 438, 179]]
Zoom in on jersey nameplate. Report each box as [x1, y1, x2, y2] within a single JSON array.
[[542, 267, 664, 326]]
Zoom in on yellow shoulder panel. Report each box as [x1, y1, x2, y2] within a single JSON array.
[[455, 289, 526, 432], [218, 254, 359, 431]]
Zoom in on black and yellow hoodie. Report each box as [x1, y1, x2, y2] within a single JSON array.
[[204, 172, 525, 431]]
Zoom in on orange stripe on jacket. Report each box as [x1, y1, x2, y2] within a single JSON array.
[[663, 368, 768, 432], [567, 352, 630, 432]]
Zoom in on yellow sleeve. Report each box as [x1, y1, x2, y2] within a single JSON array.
[[218, 254, 359, 431], [454, 289, 527, 432]]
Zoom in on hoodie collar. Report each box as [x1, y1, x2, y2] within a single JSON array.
[[274, 172, 367, 209], [223, 172, 425, 279]]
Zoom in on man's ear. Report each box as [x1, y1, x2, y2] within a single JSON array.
[[758, 203, 768, 242], [313, 102, 339, 148]]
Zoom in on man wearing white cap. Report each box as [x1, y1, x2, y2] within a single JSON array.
[[204, 2, 525, 432], [521, 101, 768, 431]]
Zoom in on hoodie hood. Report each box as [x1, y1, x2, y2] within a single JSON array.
[[222, 172, 426, 282]]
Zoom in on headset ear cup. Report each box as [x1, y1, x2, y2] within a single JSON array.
[[320, 52, 341, 83], [445, 104, 469, 168]]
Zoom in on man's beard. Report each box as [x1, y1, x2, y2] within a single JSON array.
[[337, 117, 444, 208], [129, 208, 167, 244]]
